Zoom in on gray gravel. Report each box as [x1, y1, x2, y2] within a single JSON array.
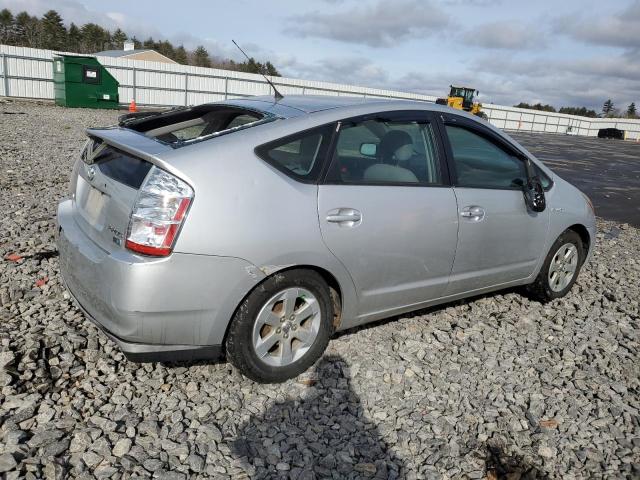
[[1, 100, 639, 479]]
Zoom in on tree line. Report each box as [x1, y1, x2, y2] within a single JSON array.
[[515, 100, 637, 119], [0, 8, 280, 76]]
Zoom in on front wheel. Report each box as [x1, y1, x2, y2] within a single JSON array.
[[225, 270, 333, 383], [528, 230, 584, 302]]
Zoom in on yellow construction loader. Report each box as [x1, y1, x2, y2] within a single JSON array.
[[436, 85, 487, 119]]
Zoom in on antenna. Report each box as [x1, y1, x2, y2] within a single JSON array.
[[232, 40, 283, 101]]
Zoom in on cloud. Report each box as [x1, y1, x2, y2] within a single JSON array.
[[468, 53, 640, 109], [443, 0, 502, 4], [0, 0, 248, 61], [2, 0, 637, 111], [283, 55, 390, 87], [463, 21, 542, 50], [554, 0, 640, 49], [1, 0, 108, 25], [0, 0, 157, 36], [280, 47, 640, 112], [285, 0, 450, 48]]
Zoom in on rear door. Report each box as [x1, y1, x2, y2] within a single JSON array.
[[318, 111, 458, 318], [439, 114, 550, 294]]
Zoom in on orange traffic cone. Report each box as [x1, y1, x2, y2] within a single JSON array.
[[129, 99, 137, 112]]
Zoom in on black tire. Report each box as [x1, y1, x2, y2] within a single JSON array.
[[527, 230, 584, 302], [225, 269, 333, 383]]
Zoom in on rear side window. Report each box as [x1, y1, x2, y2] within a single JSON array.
[[445, 125, 526, 189], [94, 146, 152, 189], [255, 124, 335, 182]]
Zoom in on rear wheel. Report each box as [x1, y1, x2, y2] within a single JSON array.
[[225, 270, 333, 383], [528, 230, 584, 302]]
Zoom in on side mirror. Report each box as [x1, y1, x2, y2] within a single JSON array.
[[523, 175, 546, 212], [360, 143, 377, 157]]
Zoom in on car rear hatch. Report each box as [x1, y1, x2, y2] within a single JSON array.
[[72, 130, 172, 253], [70, 103, 277, 255]]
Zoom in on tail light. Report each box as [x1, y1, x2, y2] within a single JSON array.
[[125, 166, 194, 257]]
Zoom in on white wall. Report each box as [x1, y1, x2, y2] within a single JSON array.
[[2, 44, 640, 140], [482, 103, 640, 140]]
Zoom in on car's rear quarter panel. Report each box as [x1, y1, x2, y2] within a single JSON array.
[[160, 117, 361, 328]]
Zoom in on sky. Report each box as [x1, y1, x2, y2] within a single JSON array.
[[2, 0, 639, 111]]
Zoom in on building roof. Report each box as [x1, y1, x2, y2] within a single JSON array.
[[94, 49, 154, 58], [94, 49, 177, 64]]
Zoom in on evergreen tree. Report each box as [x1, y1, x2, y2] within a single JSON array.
[[40, 10, 66, 50], [0, 7, 280, 73], [111, 28, 127, 49], [627, 102, 637, 118], [174, 45, 188, 64], [67, 23, 81, 52], [143, 37, 155, 49], [0, 9, 14, 44], [245, 57, 260, 73], [14, 12, 41, 48], [559, 106, 598, 118], [602, 99, 614, 116], [80, 23, 109, 52], [514, 102, 556, 112], [156, 40, 175, 60], [264, 61, 280, 77], [192, 45, 211, 67]]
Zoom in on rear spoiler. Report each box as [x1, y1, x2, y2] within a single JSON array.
[[85, 127, 176, 173]]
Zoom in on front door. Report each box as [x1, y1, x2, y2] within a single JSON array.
[[440, 119, 550, 295], [318, 112, 458, 318]]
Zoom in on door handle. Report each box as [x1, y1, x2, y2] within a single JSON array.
[[460, 206, 485, 221], [327, 213, 361, 222], [326, 208, 362, 226]]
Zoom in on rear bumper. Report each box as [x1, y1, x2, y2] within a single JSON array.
[[57, 199, 265, 362], [71, 294, 222, 362]]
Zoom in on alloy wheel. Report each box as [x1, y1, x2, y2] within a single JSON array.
[[252, 287, 322, 367], [548, 243, 579, 292]]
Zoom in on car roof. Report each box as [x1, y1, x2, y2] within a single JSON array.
[[219, 95, 436, 118]]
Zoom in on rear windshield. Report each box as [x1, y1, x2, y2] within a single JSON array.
[[121, 105, 274, 147], [88, 143, 152, 189]]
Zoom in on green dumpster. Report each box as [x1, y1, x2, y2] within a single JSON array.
[[53, 55, 119, 109]]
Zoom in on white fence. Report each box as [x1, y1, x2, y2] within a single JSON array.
[[482, 103, 640, 140], [2, 44, 640, 140]]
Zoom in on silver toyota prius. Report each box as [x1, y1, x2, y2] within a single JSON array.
[[57, 95, 596, 383]]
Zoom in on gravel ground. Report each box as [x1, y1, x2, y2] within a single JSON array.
[[0, 100, 639, 479]]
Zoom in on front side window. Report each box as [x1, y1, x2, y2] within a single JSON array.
[[256, 124, 334, 181], [445, 125, 526, 189], [327, 118, 442, 185]]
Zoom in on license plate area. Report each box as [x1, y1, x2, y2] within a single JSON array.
[[76, 176, 109, 228]]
